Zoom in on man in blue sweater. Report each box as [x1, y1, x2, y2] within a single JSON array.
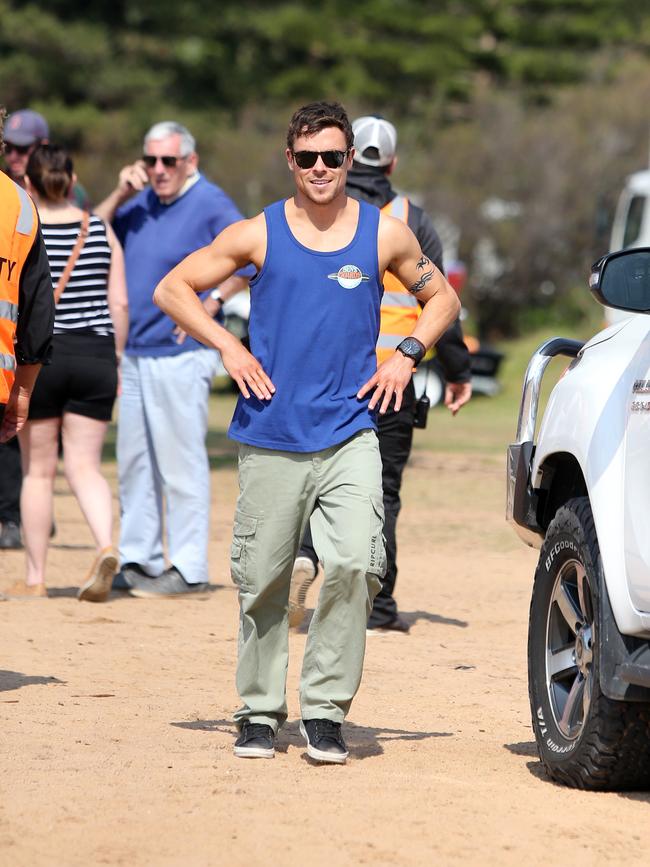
[[95, 121, 251, 596]]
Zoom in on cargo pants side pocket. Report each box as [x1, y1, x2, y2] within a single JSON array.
[[230, 511, 258, 593]]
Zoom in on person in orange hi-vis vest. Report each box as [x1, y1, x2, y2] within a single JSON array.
[[0, 108, 90, 551], [0, 109, 54, 590], [290, 115, 472, 633]]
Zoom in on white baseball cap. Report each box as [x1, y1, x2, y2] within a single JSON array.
[[352, 116, 397, 167]]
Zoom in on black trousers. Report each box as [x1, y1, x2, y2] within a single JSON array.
[[299, 379, 416, 627], [0, 407, 22, 524]]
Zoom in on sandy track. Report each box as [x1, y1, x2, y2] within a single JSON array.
[[1, 450, 648, 866]]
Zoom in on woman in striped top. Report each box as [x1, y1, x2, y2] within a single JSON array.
[[14, 145, 128, 602]]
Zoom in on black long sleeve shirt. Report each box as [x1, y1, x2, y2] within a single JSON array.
[[15, 220, 54, 366]]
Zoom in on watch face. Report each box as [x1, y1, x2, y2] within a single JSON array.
[[399, 337, 423, 359]]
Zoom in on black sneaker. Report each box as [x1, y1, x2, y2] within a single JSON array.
[[0, 520, 22, 549], [234, 721, 275, 759], [300, 718, 348, 764], [112, 562, 149, 591], [367, 615, 410, 635], [128, 566, 209, 598]]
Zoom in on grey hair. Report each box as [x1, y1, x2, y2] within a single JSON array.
[[144, 121, 195, 156]]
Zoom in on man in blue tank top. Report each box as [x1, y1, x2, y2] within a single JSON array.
[[152, 102, 460, 764]]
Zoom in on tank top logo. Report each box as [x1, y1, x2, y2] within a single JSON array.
[[327, 264, 371, 289]]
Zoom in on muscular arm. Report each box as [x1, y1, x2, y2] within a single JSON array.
[[197, 274, 249, 319], [386, 220, 459, 350], [173, 272, 249, 344], [153, 216, 274, 400], [359, 215, 460, 413], [410, 207, 444, 274]]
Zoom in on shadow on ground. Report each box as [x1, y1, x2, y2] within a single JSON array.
[[401, 609, 469, 629], [171, 717, 454, 760], [0, 670, 65, 692], [506, 741, 650, 796], [504, 740, 549, 783], [46, 583, 225, 600], [296, 607, 468, 634]]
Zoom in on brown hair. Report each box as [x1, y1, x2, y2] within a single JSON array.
[[26, 144, 73, 202], [286, 101, 354, 151]]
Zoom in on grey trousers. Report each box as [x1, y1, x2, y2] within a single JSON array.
[[231, 429, 386, 733], [117, 350, 219, 584]]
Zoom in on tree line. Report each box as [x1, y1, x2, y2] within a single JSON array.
[[2, 0, 649, 334]]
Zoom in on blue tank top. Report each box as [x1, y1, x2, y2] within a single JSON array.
[[228, 198, 382, 452]]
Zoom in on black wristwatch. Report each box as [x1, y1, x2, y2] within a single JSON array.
[[396, 336, 426, 366]]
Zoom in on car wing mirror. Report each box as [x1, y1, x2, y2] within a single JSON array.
[[590, 247, 650, 313]]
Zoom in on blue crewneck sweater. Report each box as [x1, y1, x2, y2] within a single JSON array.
[[114, 174, 251, 357]]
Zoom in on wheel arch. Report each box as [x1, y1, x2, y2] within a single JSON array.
[[535, 452, 588, 533]]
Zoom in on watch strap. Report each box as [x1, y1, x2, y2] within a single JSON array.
[[396, 336, 426, 365]]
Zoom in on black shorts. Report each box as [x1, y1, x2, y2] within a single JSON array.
[[29, 332, 118, 422]]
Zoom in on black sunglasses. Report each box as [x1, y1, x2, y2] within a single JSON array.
[[142, 154, 186, 168], [5, 143, 33, 155], [292, 150, 348, 169]]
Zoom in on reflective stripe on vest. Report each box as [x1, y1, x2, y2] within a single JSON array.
[[0, 173, 38, 403], [15, 184, 36, 235], [0, 300, 18, 323], [0, 353, 16, 371], [377, 195, 420, 364]]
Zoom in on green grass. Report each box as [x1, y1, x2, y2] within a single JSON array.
[[415, 318, 604, 456]]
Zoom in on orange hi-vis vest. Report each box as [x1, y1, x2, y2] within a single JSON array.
[[376, 196, 420, 364], [0, 172, 38, 404]]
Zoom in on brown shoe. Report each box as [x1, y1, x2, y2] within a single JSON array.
[[5, 580, 47, 598], [78, 546, 118, 603]]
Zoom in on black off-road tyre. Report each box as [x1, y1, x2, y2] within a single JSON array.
[[528, 497, 650, 790]]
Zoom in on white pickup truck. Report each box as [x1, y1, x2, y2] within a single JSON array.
[[507, 246, 650, 790]]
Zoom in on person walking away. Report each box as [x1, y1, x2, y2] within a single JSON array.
[[94, 121, 253, 598], [290, 115, 472, 633], [0, 108, 90, 549], [0, 110, 50, 549], [5, 145, 128, 601], [0, 111, 54, 580], [151, 102, 460, 763]]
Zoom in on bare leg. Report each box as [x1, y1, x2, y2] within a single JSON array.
[[62, 413, 113, 550], [18, 418, 61, 587]]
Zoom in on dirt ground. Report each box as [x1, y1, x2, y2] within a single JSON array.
[[1, 445, 649, 867]]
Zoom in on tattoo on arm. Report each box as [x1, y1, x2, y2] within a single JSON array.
[[409, 256, 434, 294]]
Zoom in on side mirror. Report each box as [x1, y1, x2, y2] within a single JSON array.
[[590, 247, 650, 313]]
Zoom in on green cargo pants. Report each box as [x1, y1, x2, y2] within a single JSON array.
[[231, 429, 386, 733]]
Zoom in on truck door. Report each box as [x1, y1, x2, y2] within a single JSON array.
[[623, 329, 650, 612]]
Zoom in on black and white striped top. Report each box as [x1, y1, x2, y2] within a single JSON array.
[[41, 215, 114, 336]]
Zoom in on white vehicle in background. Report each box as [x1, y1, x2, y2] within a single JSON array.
[[606, 168, 650, 324], [611, 168, 650, 253], [507, 246, 650, 790]]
